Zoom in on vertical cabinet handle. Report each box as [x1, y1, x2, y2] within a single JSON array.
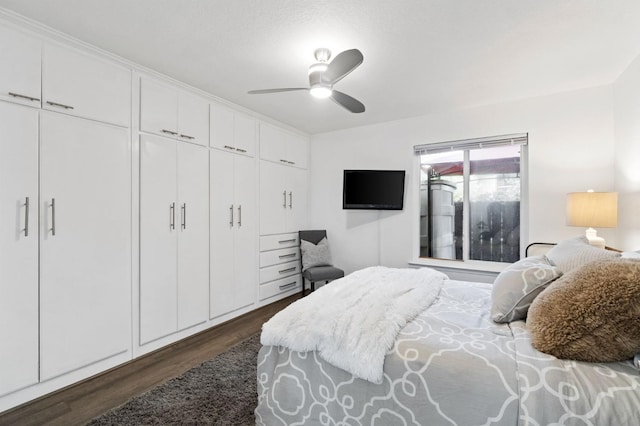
[[181, 203, 186, 230], [229, 204, 234, 227], [282, 190, 287, 208], [170, 202, 176, 230], [50, 198, 56, 236], [237, 205, 242, 227], [289, 191, 293, 209], [23, 197, 30, 237]]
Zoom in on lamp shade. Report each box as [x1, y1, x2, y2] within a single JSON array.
[[566, 191, 618, 228]]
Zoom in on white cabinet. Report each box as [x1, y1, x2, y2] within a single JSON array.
[[210, 102, 256, 156], [259, 160, 308, 235], [140, 77, 209, 146], [0, 103, 39, 396], [0, 25, 41, 107], [259, 122, 308, 168], [42, 43, 131, 127], [210, 149, 257, 318], [258, 233, 302, 302], [39, 112, 131, 380], [140, 135, 209, 344]]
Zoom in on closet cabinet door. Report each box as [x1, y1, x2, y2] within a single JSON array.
[[177, 91, 209, 146], [176, 143, 209, 329], [0, 103, 39, 396], [209, 149, 237, 318], [259, 160, 287, 235], [39, 113, 131, 380], [0, 25, 41, 107], [42, 43, 131, 127], [286, 167, 308, 233], [140, 77, 178, 137], [233, 154, 257, 308], [139, 135, 178, 344]]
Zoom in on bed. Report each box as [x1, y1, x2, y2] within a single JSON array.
[[255, 239, 640, 426]]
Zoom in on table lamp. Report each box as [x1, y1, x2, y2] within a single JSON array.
[[566, 190, 618, 249]]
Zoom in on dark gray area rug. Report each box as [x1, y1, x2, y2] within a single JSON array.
[[87, 334, 261, 426]]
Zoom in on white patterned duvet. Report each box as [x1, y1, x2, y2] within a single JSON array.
[[256, 280, 640, 425]]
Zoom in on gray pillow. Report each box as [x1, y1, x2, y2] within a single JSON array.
[[545, 236, 619, 273], [491, 256, 562, 323], [300, 237, 332, 271]]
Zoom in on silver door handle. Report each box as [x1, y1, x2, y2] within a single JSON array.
[[23, 197, 30, 236], [288, 191, 292, 209], [179, 134, 194, 140], [161, 129, 178, 136], [282, 190, 287, 208], [170, 202, 176, 230], [278, 253, 297, 259], [181, 203, 186, 230], [50, 198, 56, 236], [278, 267, 297, 274], [236, 148, 247, 153], [223, 145, 236, 151], [278, 239, 296, 244], [9, 92, 40, 102], [229, 204, 234, 227], [46, 100, 74, 110], [237, 205, 242, 227]]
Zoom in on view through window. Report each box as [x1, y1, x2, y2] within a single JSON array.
[[418, 136, 525, 263]]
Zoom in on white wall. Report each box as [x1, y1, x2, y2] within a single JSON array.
[[614, 53, 640, 251], [309, 86, 617, 275]]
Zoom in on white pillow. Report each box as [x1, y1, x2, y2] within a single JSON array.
[[491, 256, 562, 323], [300, 237, 332, 271], [545, 236, 620, 273]]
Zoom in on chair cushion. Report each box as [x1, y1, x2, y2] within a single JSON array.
[[303, 265, 345, 282]]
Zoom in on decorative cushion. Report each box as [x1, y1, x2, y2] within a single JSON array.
[[527, 258, 640, 362], [300, 237, 332, 271], [491, 256, 562, 323], [545, 236, 619, 273]]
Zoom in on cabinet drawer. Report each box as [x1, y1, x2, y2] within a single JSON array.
[[260, 247, 299, 267], [259, 275, 302, 301], [260, 260, 300, 284], [260, 233, 298, 251]]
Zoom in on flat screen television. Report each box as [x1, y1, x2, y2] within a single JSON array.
[[343, 169, 406, 210]]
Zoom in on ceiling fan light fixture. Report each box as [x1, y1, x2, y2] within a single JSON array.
[[310, 84, 332, 99]]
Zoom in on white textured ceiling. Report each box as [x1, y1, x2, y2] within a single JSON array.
[[1, 0, 639, 134]]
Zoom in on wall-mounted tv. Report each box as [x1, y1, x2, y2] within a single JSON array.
[[343, 169, 406, 210]]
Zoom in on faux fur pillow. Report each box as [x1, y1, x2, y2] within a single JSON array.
[[545, 236, 620, 273], [491, 256, 562, 323], [527, 258, 640, 362]]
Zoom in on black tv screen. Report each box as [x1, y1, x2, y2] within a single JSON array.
[[343, 170, 406, 210]]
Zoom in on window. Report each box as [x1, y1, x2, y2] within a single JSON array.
[[416, 134, 527, 263]]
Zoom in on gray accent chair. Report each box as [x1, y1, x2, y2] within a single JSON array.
[[299, 230, 344, 297]]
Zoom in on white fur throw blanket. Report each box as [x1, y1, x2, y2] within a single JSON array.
[[260, 266, 447, 383]]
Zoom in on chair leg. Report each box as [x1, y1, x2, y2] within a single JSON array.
[[311, 281, 315, 293]]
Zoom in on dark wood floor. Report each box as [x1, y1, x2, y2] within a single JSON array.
[[0, 293, 300, 426]]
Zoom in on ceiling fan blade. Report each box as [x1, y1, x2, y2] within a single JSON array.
[[324, 49, 364, 84], [248, 88, 308, 94], [330, 90, 365, 113]]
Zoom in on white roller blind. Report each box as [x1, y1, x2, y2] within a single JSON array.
[[414, 133, 528, 155]]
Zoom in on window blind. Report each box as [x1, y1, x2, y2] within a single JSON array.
[[414, 133, 528, 156]]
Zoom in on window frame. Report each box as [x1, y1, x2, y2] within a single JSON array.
[[413, 134, 529, 269]]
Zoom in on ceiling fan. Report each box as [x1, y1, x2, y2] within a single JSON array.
[[248, 48, 365, 113]]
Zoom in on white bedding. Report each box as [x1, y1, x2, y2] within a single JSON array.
[[260, 266, 446, 383]]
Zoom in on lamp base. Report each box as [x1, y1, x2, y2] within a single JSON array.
[[585, 227, 605, 249]]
